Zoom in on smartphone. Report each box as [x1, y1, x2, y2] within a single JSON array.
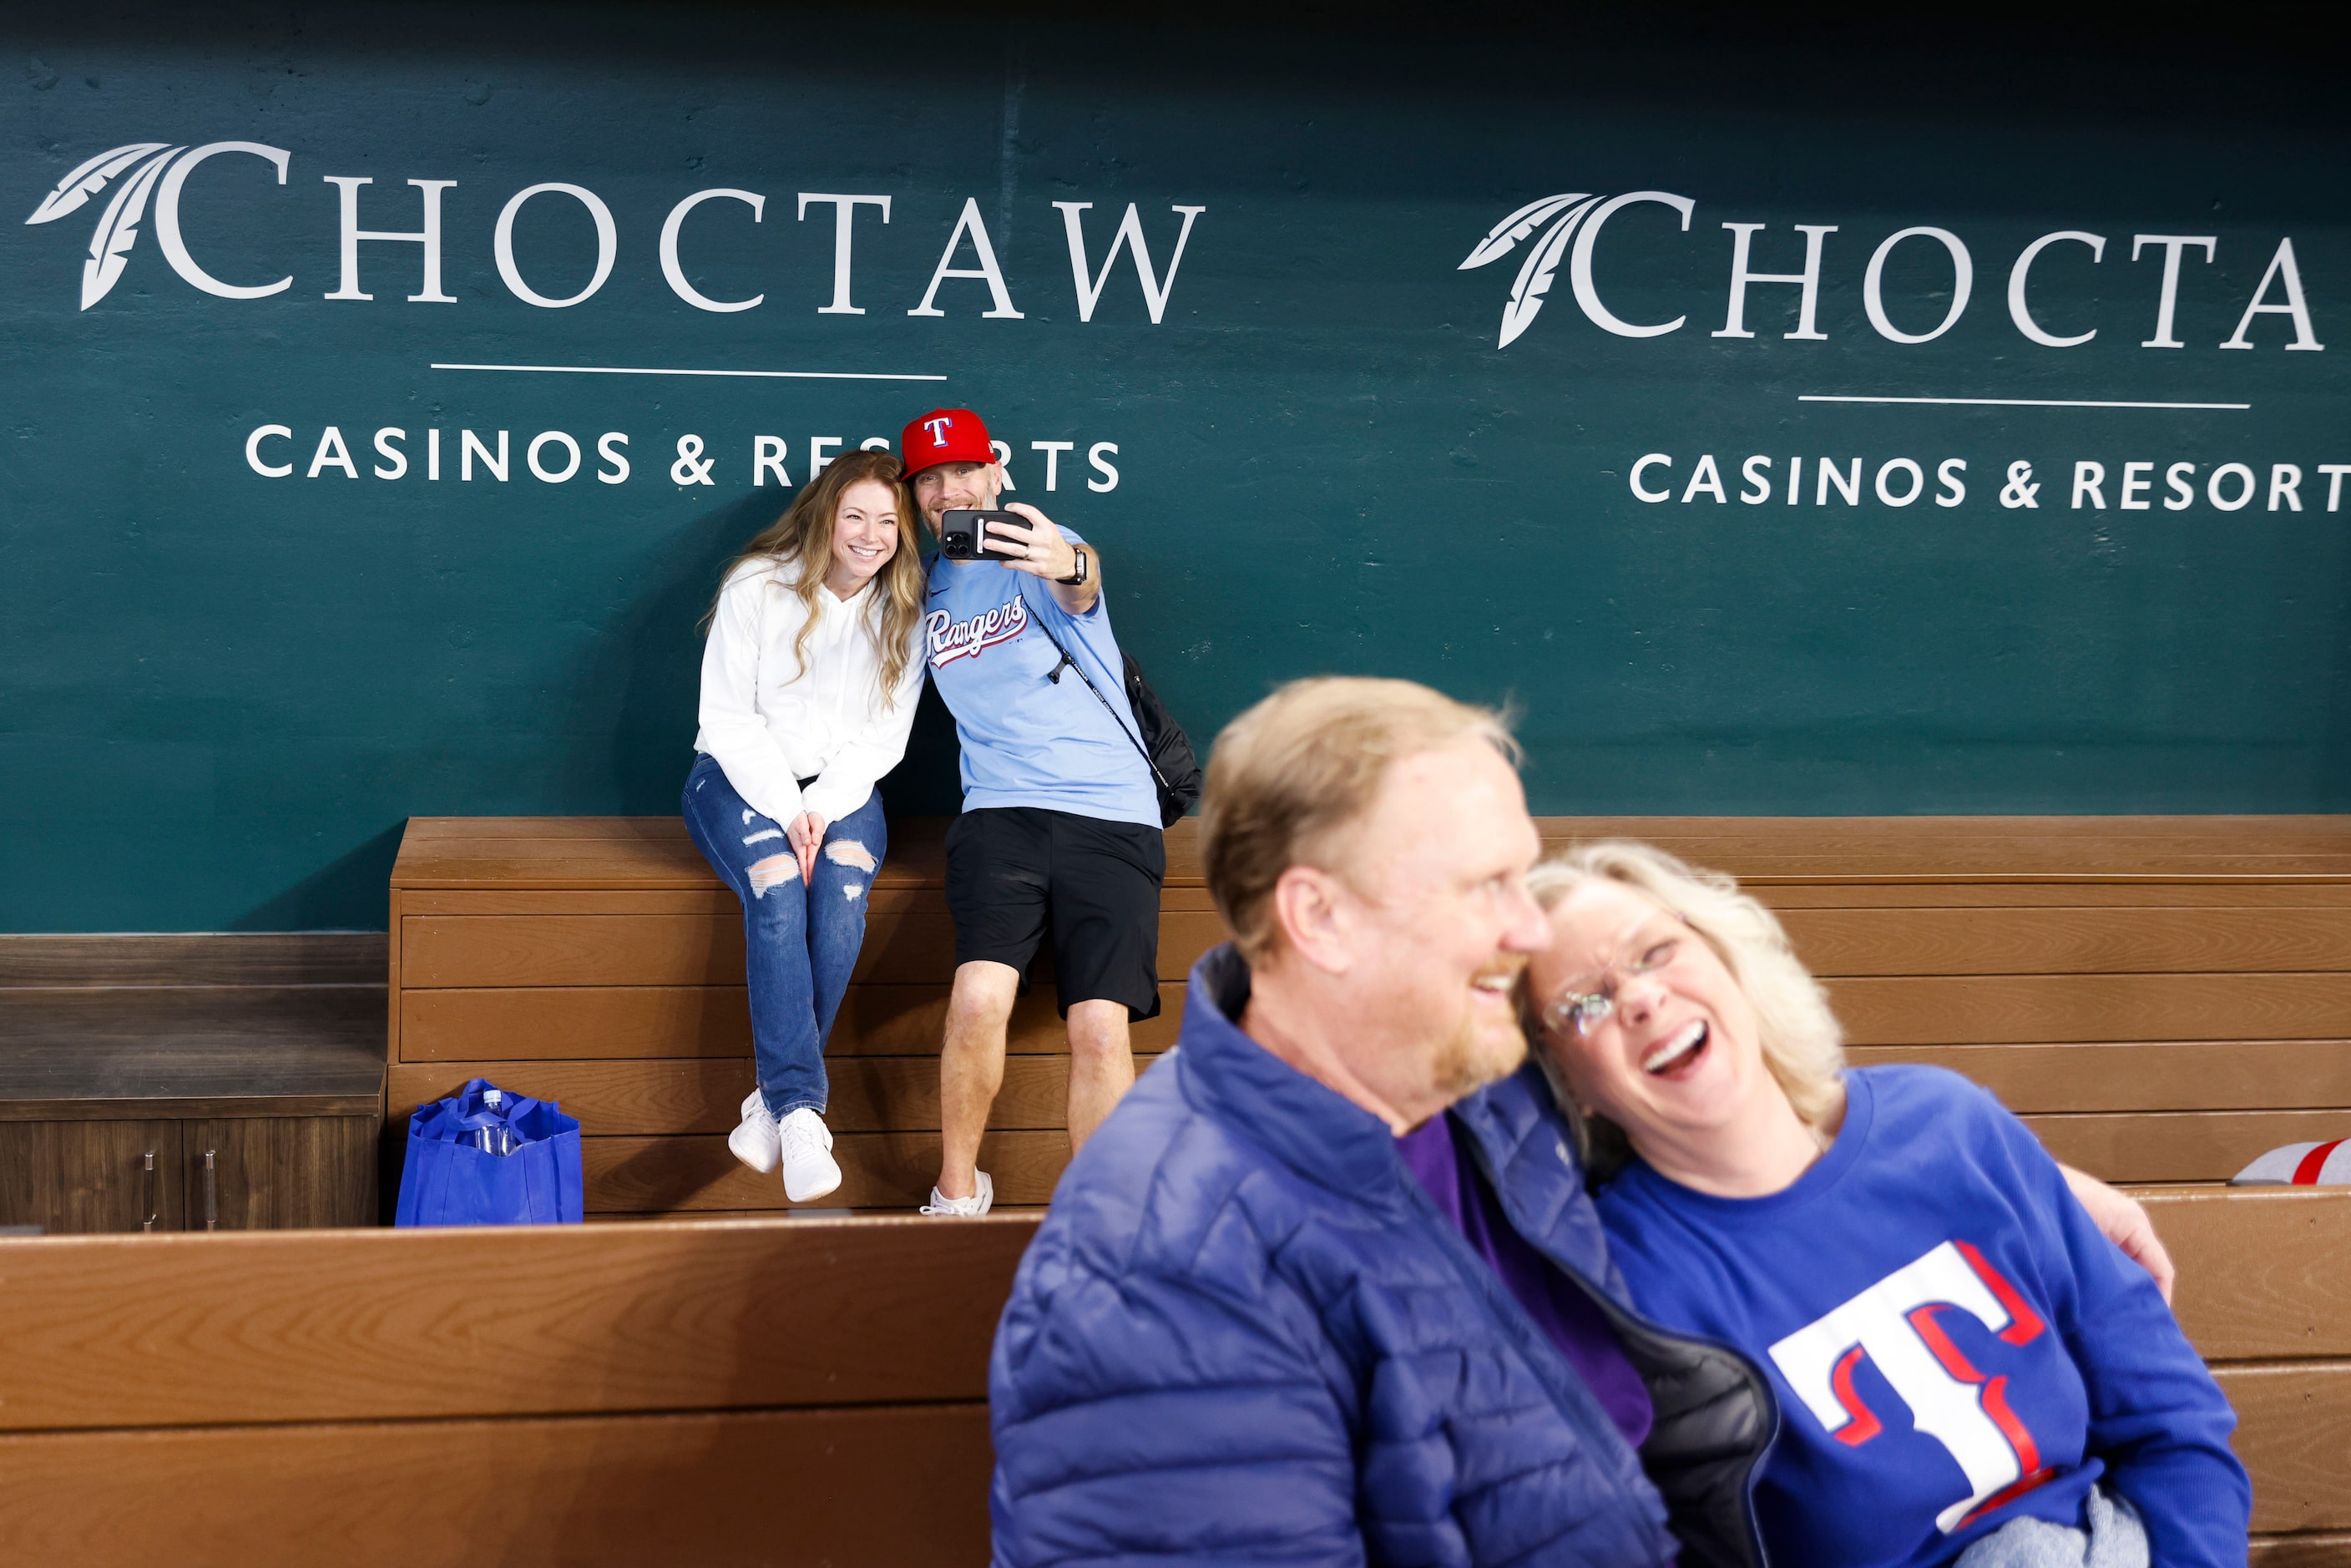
[[940, 508, 1029, 561]]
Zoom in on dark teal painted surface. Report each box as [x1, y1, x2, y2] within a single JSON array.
[[3, 7, 2347, 930]]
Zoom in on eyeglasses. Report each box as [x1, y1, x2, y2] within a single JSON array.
[[1541, 916, 1691, 1038]]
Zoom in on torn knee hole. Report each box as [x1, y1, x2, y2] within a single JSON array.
[[822, 840, 877, 873], [746, 853, 801, 897]]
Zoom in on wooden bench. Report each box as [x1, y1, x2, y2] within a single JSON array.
[[387, 814, 2351, 1208], [1, 934, 387, 1232], [386, 815, 1219, 1214], [0, 1193, 2341, 1563], [382, 812, 2351, 1557]]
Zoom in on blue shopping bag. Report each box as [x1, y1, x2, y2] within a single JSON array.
[[395, 1078, 584, 1226]]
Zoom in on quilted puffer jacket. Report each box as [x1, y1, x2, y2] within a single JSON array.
[[989, 945, 1777, 1567]]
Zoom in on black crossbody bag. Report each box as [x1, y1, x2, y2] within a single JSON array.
[[1029, 615, 1203, 827]]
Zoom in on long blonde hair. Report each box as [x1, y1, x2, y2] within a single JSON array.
[[702, 449, 926, 701], [1520, 841, 1847, 1164]]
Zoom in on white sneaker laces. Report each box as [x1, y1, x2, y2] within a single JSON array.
[[780, 1110, 832, 1160]]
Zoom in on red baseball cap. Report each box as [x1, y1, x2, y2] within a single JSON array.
[[899, 407, 994, 478]]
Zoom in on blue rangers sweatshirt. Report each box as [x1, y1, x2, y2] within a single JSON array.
[[1596, 1065, 2247, 1568]]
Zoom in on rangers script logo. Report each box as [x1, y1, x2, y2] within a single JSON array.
[[927, 595, 1029, 665]]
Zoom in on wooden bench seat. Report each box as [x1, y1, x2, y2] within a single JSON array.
[[1, 934, 387, 1232], [378, 812, 2351, 1556], [0, 1186, 2343, 1563], [388, 814, 2351, 1210]]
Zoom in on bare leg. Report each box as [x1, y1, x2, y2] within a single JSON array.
[[938, 960, 1019, 1201], [1065, 999, 1135, 1155]]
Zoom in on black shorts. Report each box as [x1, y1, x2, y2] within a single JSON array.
[[944, 807, 1165, 1019]]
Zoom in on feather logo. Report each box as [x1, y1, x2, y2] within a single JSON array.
[[1460, 192, 1605, 348], [25, 141, 192, 309]]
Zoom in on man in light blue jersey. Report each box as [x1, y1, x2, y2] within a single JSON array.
[[900, 407, 1163, 1217]]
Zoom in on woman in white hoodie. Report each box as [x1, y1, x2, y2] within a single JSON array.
[[684, 449, 928, 1203]]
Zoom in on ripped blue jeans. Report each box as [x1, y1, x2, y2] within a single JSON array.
[[681, 753, 887, 1119]]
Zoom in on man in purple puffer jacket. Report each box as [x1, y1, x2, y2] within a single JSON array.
[[988, 677, 2177, 1567]]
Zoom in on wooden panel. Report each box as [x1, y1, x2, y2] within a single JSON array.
[[401, 888, 741, 915], [393, 814, 2351, 890], [2143, 1190, 2351, 1362], [183, 1117, 378, 1230], [401, 982, 1186, 1060], [394, 818, 948, 891], [403, 904, 1221, 990], [0, 1404, 990, 1566], [1532, 813, 2351, 856], [0, 1218, 1031, 1429], [2022, 1110, 2351, 1183], [0, 931, 386, 989], [581, 1129, 1069, 1211], [0, 1121, 185, 1234], [2252, 1535, 2351, 1566], [1526, 813, 2351, 847], [1781, 907, 2351, 978], [1762, 883, 2351, 909], [405, 913, 746, 988], [0, 987, 386, 1120], [1828, 974, 2351, 1044], [2220, 1363, 2351, 1532], [390, 1055, 1164, 1136], [1847, 1041, 2351, 1114], [1160, 909, 1226, 974], [386, 885, 402, 1067]]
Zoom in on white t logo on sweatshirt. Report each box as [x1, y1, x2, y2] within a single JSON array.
[[1767, 1240, 2052, 1532]]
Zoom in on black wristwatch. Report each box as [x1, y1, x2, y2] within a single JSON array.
[[1057, 547, 1090, 587]]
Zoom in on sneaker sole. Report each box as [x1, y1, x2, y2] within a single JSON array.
[[783, 1161, 843, 1204], [728, 1123, 781, 1175]]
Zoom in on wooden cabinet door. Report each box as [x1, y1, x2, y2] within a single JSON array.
[[183, 1117, 378, 1230], [0, 1120, 185, 1233]]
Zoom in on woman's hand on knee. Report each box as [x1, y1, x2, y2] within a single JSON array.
[[788, 812, 828, 884]]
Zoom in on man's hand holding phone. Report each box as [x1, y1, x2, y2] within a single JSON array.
[[980, 503, 1081, 582]]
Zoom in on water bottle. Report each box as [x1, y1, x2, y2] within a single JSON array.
[[469, 1088, 518, 1156]]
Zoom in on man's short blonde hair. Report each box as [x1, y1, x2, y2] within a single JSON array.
[[1200, 677, 1518, 965]]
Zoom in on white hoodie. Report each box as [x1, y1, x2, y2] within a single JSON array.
[[692, 556, 924, 826]]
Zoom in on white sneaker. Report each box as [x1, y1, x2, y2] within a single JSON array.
[[922, 1170, 993, 1216], [777, 1108, 843, 1203], [727, 1090, 779, 1174]]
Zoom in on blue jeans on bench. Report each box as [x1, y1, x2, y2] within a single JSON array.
[[681, 753, 888, 1120]]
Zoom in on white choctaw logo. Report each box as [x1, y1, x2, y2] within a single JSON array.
[[1459, 193, 1606, 349], [25, 140, 291, 310], [1460, 190, 1697, 349], [1767, 1240, 2055, 1534], [926, 596, 1029, 666]]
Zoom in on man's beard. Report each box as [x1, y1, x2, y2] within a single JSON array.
[[1430, 1010, 1530, 1101]]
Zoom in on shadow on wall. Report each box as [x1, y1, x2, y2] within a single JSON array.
[[586, 492, 963, 821], [235, 822, 407, 931]]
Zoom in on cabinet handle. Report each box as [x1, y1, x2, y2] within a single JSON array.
[[141, 1151, 157, 1233], [203, 1149, 218, 1232]]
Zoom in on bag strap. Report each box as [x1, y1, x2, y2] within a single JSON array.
[[1028, 610, 1171, 793]]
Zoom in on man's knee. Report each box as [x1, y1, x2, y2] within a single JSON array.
[[947, 962, 1022, 1034], [1066, 999, 1131, 1058]]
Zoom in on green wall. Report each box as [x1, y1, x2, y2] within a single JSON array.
[[4, 6, 2347, 931]]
